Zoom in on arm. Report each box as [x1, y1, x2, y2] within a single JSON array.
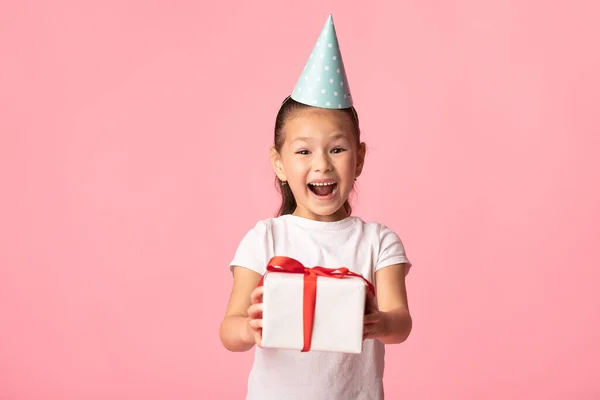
[[219, 266, 263, 352], [364, 263, 412, 344]]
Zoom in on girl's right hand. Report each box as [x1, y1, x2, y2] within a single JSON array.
[[246, 285, 264, 347]]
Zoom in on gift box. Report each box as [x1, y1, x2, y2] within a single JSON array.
[[259, 256, 374, 354]]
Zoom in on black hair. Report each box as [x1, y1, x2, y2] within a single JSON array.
[[273, 96, 361, 217]]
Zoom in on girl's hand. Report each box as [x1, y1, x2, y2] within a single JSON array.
[[246, 286, 264, 347], [363, 289, 386, 340]]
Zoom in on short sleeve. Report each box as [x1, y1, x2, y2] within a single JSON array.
[[376, 224, 412, 275], [229, 222, 269, 277]]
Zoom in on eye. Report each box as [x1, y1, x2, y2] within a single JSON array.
[[331, 147, 346, 154], [295, 150, 310, 155]]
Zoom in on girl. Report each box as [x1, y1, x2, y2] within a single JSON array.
[[219, 14, 412, 400]]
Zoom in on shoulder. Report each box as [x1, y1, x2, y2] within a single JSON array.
[[230, 217, 284, 275], [233, 215, 293, 249], [242, 215, 287, 237], [352, 217, 402, 241], [353, 217, 412, 272]]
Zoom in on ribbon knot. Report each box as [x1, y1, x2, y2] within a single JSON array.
[[258, 256, 374, 352]]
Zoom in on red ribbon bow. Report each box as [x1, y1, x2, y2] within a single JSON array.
[[258, 256, 375, 352]]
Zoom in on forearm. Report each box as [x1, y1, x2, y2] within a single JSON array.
[[219, 315, 255, 352], [377, 308, 412, 344]]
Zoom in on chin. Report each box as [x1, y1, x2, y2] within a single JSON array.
[[293, 186, 350, 219]]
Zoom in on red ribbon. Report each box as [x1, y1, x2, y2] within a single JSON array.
[[258, 256, 375, 352]]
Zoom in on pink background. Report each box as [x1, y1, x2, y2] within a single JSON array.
[[1, 0, 599, 399]]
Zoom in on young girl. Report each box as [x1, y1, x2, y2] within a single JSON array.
[[219, 14, 412, 400]]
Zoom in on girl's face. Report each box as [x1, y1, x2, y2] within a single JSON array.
[[271, 108, 366, 222]]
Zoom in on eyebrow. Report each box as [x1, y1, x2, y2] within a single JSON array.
[[291, 133, 349, 143]]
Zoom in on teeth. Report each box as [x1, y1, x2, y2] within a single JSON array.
[[309, 182, 336, 186]]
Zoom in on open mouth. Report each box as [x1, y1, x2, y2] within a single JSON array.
[[308, 181, 338, 197]]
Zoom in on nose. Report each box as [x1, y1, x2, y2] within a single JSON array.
[[313, 150, 333, 173]]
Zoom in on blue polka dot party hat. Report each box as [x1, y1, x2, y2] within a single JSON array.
[[290, 14, 353, 109]]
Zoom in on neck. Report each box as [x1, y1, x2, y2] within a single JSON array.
[[292, 206, 349, 222]]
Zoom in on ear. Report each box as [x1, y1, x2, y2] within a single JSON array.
[[355, 141, 366, 178], [269, 146, 287, 182]]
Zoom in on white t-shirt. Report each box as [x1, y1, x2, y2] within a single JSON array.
[[229, 214, 411, 400]]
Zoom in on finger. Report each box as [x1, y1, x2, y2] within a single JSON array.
[[363, 313, 379, 324], [250, 286, 264, 305], [251, 321, 263, 347], [253, 329, 263, 347], [247, 303, 263, 320], [248, 318, 263, 331]]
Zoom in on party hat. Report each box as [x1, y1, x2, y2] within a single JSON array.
[[290, 14, 353, 109]]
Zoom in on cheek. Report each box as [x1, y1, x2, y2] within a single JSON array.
[[335, 154, 356, 173], [283, 158, 308, 175]]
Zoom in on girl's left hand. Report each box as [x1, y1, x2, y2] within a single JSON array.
[[363, 289, 386, 340]]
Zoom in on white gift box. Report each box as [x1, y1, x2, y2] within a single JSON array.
[[261, 272, 367, 354]]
